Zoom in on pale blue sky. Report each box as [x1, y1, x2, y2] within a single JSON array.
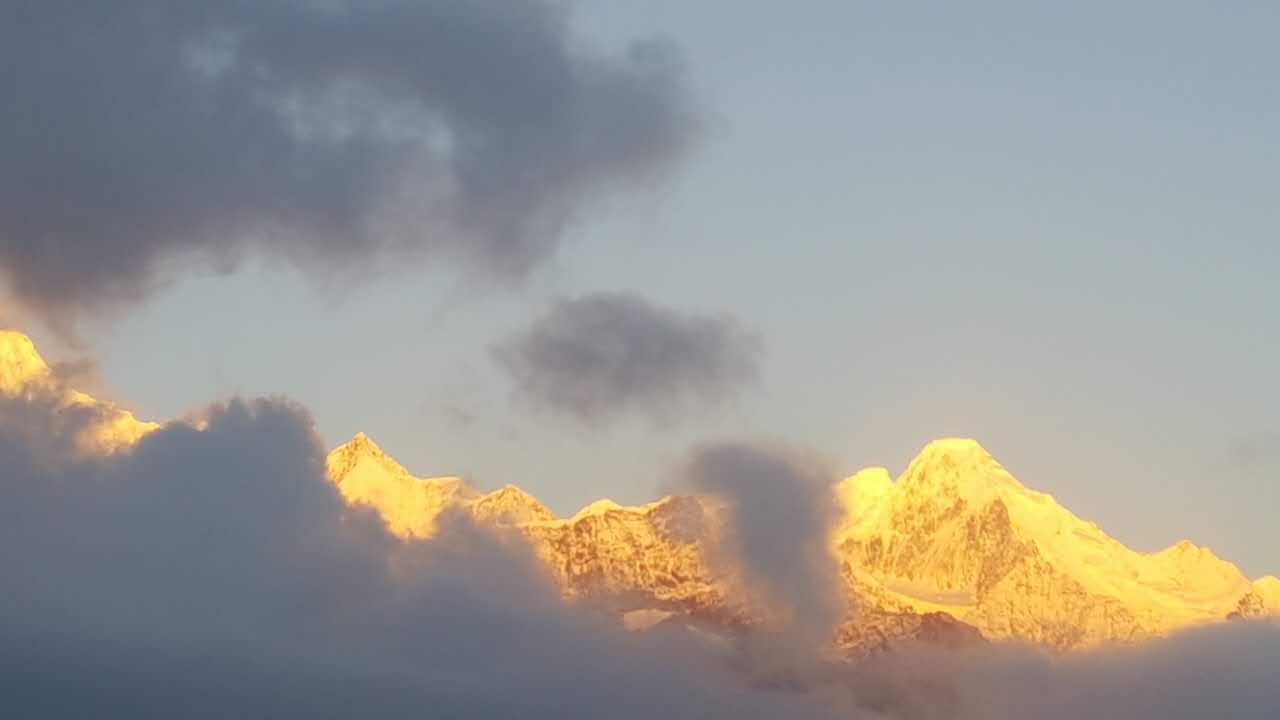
[[46, 2, 1276, 575]]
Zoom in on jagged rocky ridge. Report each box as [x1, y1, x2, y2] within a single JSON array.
[[2, 330, 1274, 654], [326, 433, 736, 621], [325, 433, 1280, 653]]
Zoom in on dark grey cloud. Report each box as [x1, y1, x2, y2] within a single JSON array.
[[682, 442, 843, 641], [845, 623, 1280, 720], [1228, 431, 1280, 469], [0, 1, 698, 330], [494, 292, 762, 423], [0, 387, 840, 718]]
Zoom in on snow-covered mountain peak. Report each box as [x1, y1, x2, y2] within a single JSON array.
[[1156, 538, 1222, 562], [571, 498, 628, 520], [470, 484, 556, 525], [568, 497, 665, 522], [846, 466, 893, 496], [916, 436, 990, 457], [0, 329, 52, 393], [348, 430, 376, 447], [834, 440, 1272, 648], [314, 431, 1275, 651], [1254, 576, 1280, 605], [324, 433, 471, 538], [0, 330, 157, 453], [331, 430, 384, 459], [326, 432, 408, 482], [896, 437, 1025, 505], [834, 467, 893, 520]]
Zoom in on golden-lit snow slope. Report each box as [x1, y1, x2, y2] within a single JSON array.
[[330, 433, 1279, 650], [834, 438, 1276, 647], [324, 432, 477, 537], [326, 433, 731, 614], [0, 330, 157, 453], [6, 328, 1269, 652]]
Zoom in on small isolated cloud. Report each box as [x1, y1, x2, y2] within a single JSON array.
[[1228, 431, 1280, 469], [0, 1, 699, 331], [494, 292, 762, 424]]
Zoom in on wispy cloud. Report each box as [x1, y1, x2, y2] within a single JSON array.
[[681, 441, 842, 637]]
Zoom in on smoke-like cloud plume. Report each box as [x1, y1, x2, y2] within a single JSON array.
[[494, 292, 761, 424], [682, 442, 842, 637], [0, 1, 699, 330]]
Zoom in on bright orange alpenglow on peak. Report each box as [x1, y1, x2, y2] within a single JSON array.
[[5, 329, 1276, 654], [0, 330, 158, 454], [0, 330, 52, 392], [326, 430, 1280, 652]]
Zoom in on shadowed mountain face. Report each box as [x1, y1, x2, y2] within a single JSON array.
[[326, 433, 1280, 653]]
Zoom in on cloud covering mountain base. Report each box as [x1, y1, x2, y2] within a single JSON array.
[[0, 333, 1277, 718]]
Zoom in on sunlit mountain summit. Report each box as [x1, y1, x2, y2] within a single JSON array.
[[327, 431, 729, 620], [3, 329, 1275, 655], [328, 432, 1280, 652], [832, 438, 1280, 647], [0, 330, 156, 454]]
